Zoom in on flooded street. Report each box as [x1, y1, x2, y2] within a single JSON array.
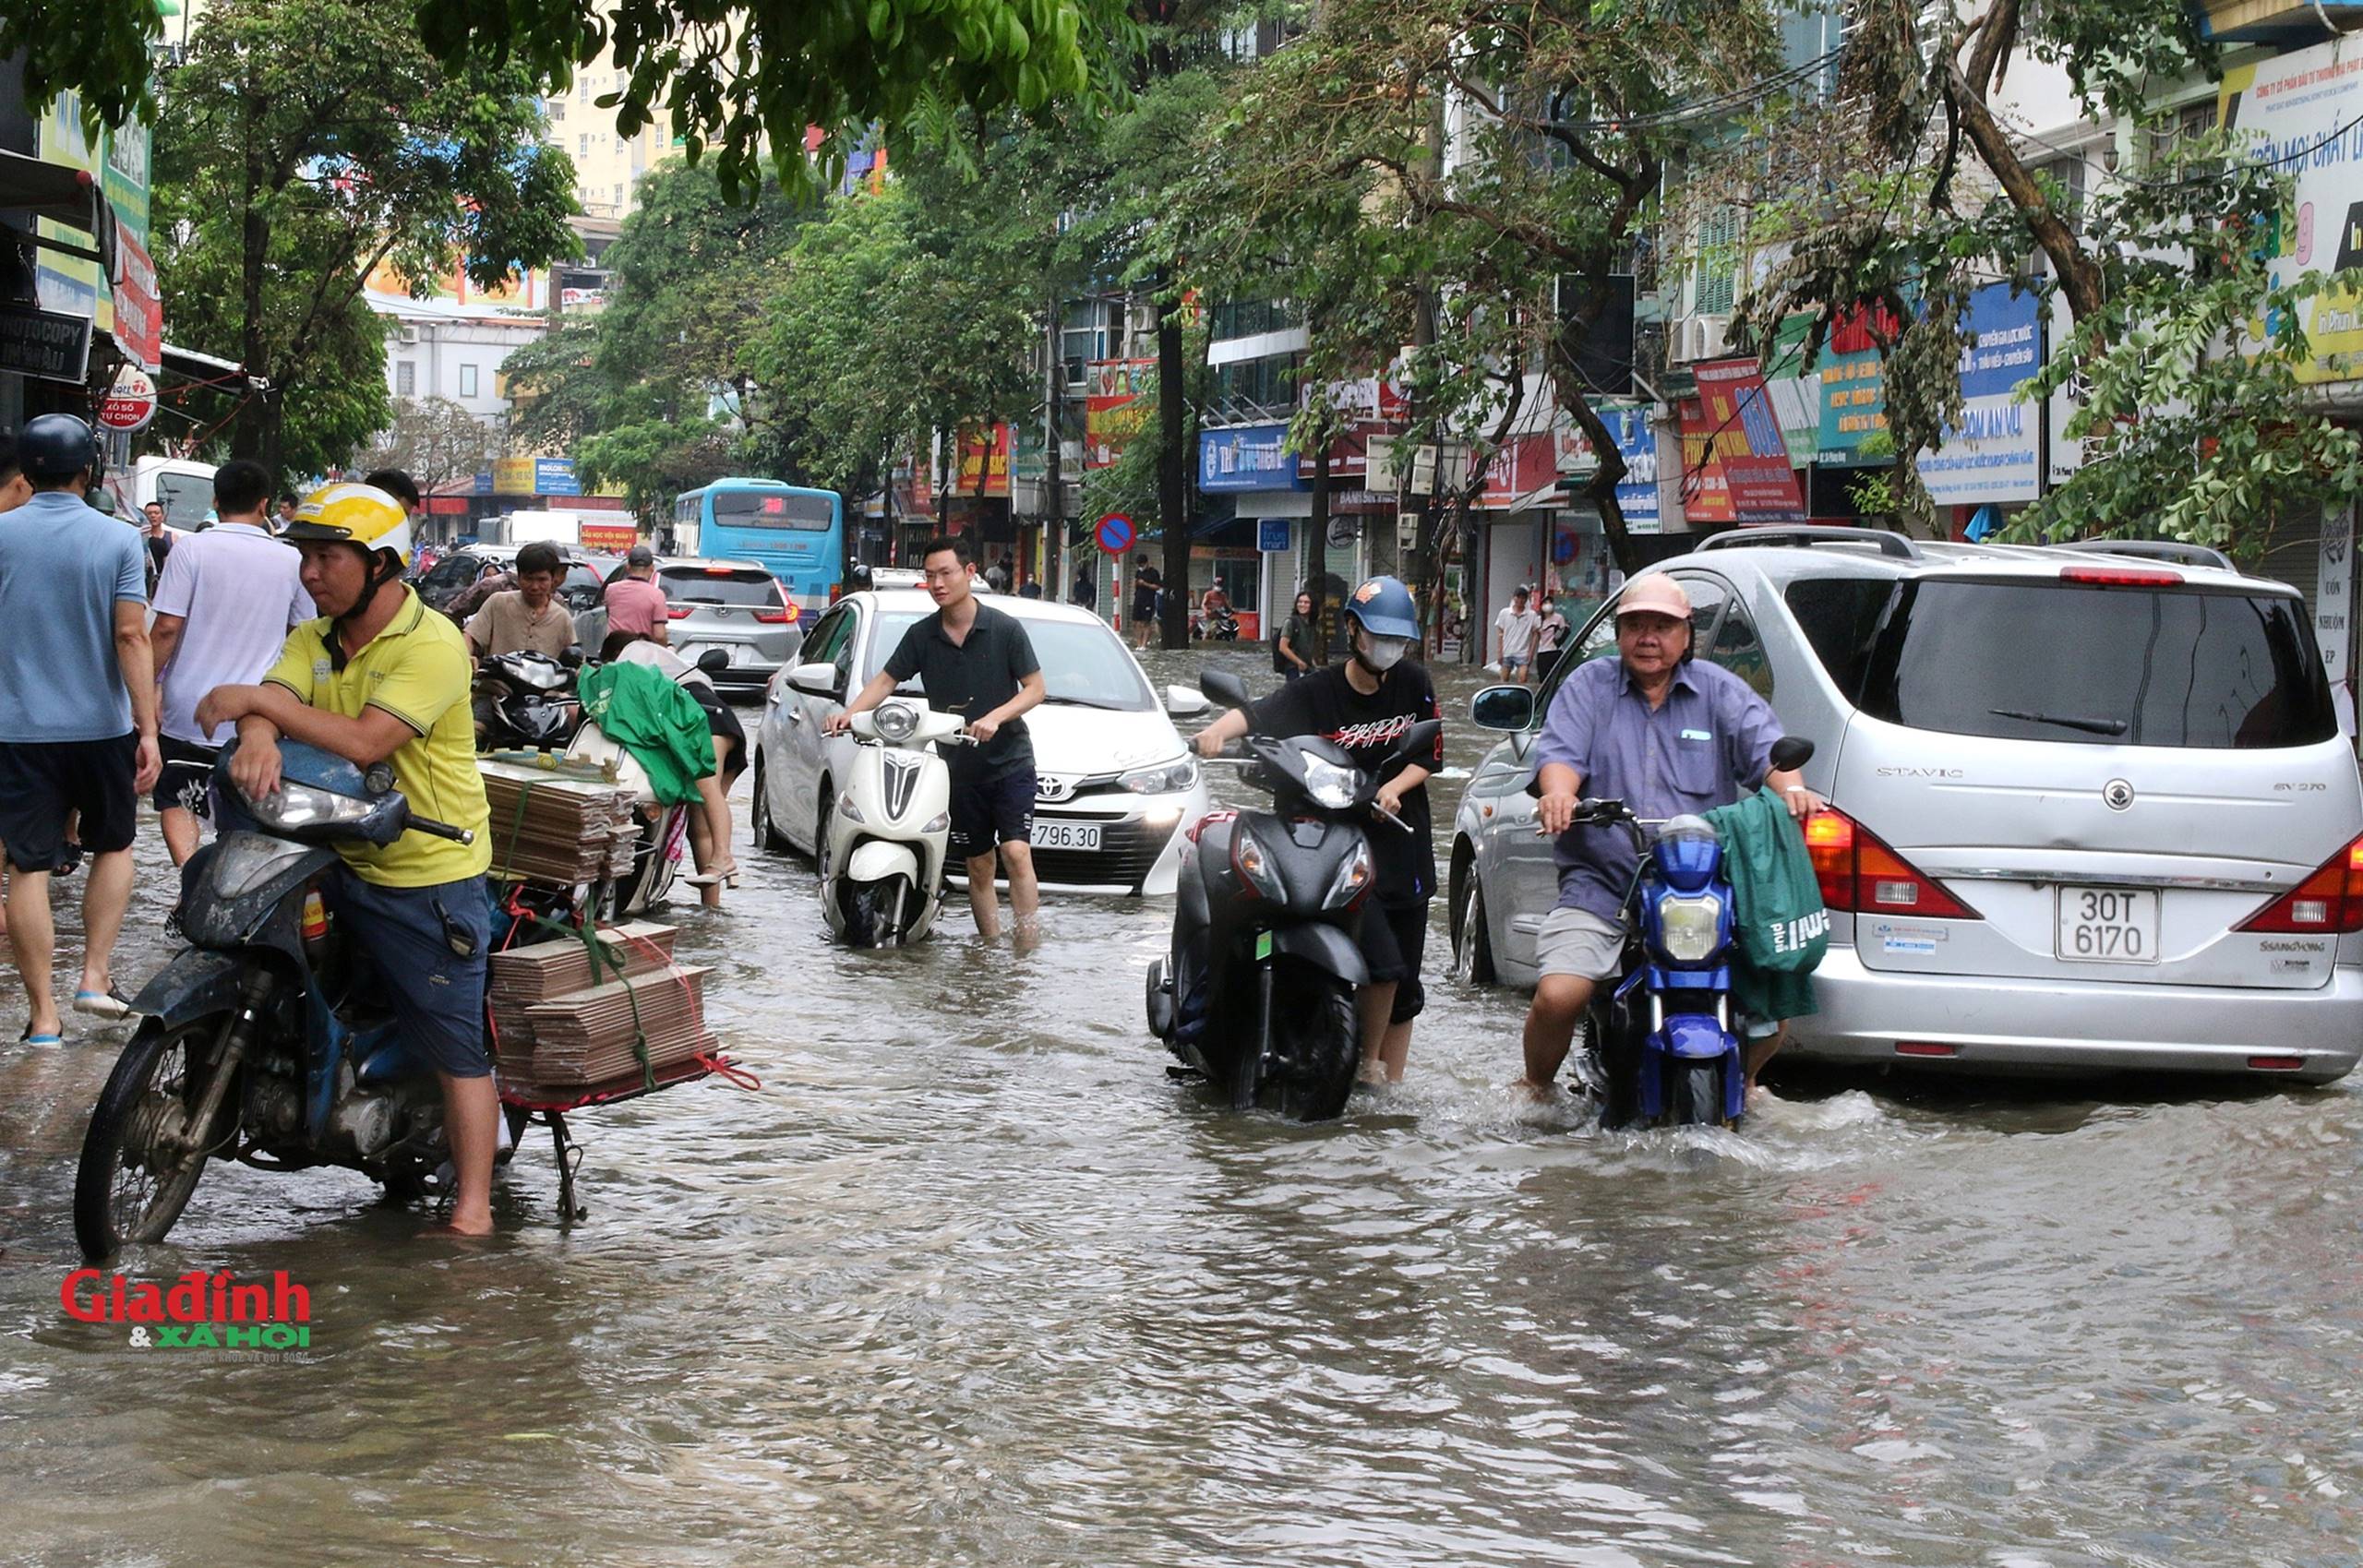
[[5, 646, 2361, 1567]]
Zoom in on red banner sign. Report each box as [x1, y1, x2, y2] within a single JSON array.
[[1689, 358, 1805, 522]]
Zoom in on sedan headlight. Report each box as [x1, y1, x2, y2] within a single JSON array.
[[873, 700, 919, 742], [246, 781, 376, 832], [1656, 892, 1723, 964], [1301, 754, 1360, 811], [1119, 756, 1198, 795]]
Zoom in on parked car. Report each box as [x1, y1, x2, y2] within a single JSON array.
[[1449, 527, 2363, 1084], [413, 543, 618, 623], [751, 590, 1214, 894], [570, 556, 805, 695]]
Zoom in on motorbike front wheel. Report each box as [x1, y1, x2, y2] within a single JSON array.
[[1274, 968, 1360, 1122], [1668, 1059, 1730, 1129], [841, 876, 910, 947], [75, 1014, 235, 1257]]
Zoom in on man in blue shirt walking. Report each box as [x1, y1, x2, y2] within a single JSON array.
[[1514, 574, 1819, 1098], [0, 415, 161, 1045]]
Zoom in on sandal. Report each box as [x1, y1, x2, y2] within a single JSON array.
[[72, 987, 131, 1020], [19, 1023, 62, 1047]]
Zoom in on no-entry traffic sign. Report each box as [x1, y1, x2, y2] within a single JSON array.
[[1096, 513, 1135, 555]]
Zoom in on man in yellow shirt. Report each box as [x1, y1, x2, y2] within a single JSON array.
[[196, 484, 498, 1236]]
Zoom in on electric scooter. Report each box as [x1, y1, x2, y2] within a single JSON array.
[[1146, 669, 1442, 1120], [819, 697, 968, 947], [1574, 735, 1815, 1129]]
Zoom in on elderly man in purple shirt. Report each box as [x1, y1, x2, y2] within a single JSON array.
[[1515, 574, 1821, 1099]]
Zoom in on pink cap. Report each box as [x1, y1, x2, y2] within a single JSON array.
[[1615, 574, 1693, 621]]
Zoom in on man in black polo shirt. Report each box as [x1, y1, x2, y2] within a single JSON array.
[[830, 534, 1048, 938]]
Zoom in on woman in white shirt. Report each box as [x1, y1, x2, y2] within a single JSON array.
[[603, 630, 745, 907]]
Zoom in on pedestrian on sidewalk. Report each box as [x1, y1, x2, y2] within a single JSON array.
[[1534, 593, 1570, 685], [1494, 585, 1541, 685], [1129, 553, 1162, 649], [1071, 563, 1097, 612], [0, 415, 162, 1045], [149, 459, 315, 866], [139, 500, 173, 594]]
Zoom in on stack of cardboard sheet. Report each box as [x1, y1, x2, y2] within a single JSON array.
[[477, 754, 640, 888], [486, 922, 718, 1099]]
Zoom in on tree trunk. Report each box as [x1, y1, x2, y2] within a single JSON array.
[[1157, 293, 1189, 651]]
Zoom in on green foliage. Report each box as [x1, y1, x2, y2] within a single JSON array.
[[152, 0, 577, 479]]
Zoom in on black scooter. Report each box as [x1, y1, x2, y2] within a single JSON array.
[[475, 649, 582, 750], [1146, 669, 1441, 1120]]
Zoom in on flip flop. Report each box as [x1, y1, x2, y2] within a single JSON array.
[[72, 988, 130, 1020], [18, 1024, 62, 1047]]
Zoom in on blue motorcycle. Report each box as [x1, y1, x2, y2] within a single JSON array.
[[73, 741, 490, 1257], [1577, 736, 1812, 1130]]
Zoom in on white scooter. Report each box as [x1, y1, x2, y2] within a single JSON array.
[[821, 697, 967, 947]]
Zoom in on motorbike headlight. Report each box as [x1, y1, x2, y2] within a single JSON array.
[[1301, 754, 1360, 811], [1656, 892, 1723, 964], [873, 701, 920, 743], [246, 781, 375, 832], [1230, 828, 1286, 902], [1323, 839, 1373, 910], [1119, 756, 1198, 795], [836, 790, 866, 826]]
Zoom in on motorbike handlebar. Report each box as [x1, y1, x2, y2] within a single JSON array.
[[409, 816, 477, 845]]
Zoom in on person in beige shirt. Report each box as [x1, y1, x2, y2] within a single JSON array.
[[463, 540, 574, 660]]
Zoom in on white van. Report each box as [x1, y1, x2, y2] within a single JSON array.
[[102, 456, 217, 530]]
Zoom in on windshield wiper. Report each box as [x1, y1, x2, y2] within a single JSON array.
[[1042, 695, 1136, 711], [1988, 707, 2129, 736]]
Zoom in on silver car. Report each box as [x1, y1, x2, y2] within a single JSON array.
[[1449, 527, 2363, 1084], [576, 556, 805, 694]]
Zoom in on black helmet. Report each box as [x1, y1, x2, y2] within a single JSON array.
[[19, 413, 98, 483]]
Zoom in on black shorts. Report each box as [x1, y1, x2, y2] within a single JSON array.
[[1358, 897, 1432, 1023], [152, 735, 220, 817], [949, 766, 1036, 862], [690, 687, 746, 778], [0, 735, 138, 872], [1131, 591, 1158, 622]]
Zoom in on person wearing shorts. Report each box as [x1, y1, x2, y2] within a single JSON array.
[[200, 483, 498, 1235], [829, 533, 1046, 940], [1129, 553, 1162, 649], [0, 415, 161, 1044], [603, 628, 745, 904], [1515, 574, 1820, 1099], [149, 458, 314, 865]]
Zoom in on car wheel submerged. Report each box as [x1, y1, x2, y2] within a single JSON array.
[[752, 755, 788, 853], [1450, 862, 1496, 986]]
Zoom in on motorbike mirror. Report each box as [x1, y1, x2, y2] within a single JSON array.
[[1469, 684, 1535, 733], [697, 648, 731, 676], [1198, 668, 1253, 711], [1163, 684, 1212, 719], [1768, 736, 1816, 772], [786, 660, 842, 699], [559, 646, 585, 668]]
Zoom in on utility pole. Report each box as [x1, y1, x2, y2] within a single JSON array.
[[1044, 300, 1068, 606], [1157, 289, 1189, 649]]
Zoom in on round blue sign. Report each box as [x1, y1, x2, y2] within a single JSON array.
[[1096, 513, 1135, 554]]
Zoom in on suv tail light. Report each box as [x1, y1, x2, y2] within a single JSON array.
[[1803, 806, 1981, 919], [753, 603, 798, 625], [666, 604, 692, 619], [2060, 565, 2183, 587], [2236, 833, 2363, 933]]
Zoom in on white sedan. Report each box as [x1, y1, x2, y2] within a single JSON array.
[[750, 590, 1213, 894]]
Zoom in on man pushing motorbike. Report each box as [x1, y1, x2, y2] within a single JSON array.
[[1193, 575, 1443, 1084], [1514, 574, 1820, 1101], [195, 484, 498, 1235]]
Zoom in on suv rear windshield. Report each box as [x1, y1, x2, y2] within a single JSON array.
[[1827, 578, 2335, 749], [661, 567, 783, 607]]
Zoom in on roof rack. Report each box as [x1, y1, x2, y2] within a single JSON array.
[[2046, 538, 2236, 573], [1696, 525, 1922, 561]]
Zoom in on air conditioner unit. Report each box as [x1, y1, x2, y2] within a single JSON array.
[[1126, 300, 1158, 340], [1677, 314, 1731, 364], [395, 326, 418, 345]]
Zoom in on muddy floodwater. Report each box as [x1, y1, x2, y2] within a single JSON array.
[[3, 645, 2359, 1566]]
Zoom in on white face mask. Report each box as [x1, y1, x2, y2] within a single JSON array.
[[1356, 633, 1410, 673]]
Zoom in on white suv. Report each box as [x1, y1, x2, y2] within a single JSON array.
[[1451, 528, 2363, 1084]]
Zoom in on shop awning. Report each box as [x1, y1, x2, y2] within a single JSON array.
[[0, 152, 113, 269]]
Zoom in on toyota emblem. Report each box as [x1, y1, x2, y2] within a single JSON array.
[[2103, 779, 2135, 811]]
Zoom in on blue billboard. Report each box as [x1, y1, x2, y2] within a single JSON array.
[[1198, 424, 1306, 494]]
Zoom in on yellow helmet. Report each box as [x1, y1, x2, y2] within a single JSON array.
[[284, 483, 414, 568]]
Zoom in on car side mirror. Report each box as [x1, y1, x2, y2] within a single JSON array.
[[1199, 668, 1253, 711], [1163, 684, 1212, 719], [697, 648, 731, 676], [786, 661, 842, 699], [1768, 736, 1815, 772], [1470, 684, 1535, 733]]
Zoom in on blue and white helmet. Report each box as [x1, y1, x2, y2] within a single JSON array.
[[1344, 575, 1420, 640]]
